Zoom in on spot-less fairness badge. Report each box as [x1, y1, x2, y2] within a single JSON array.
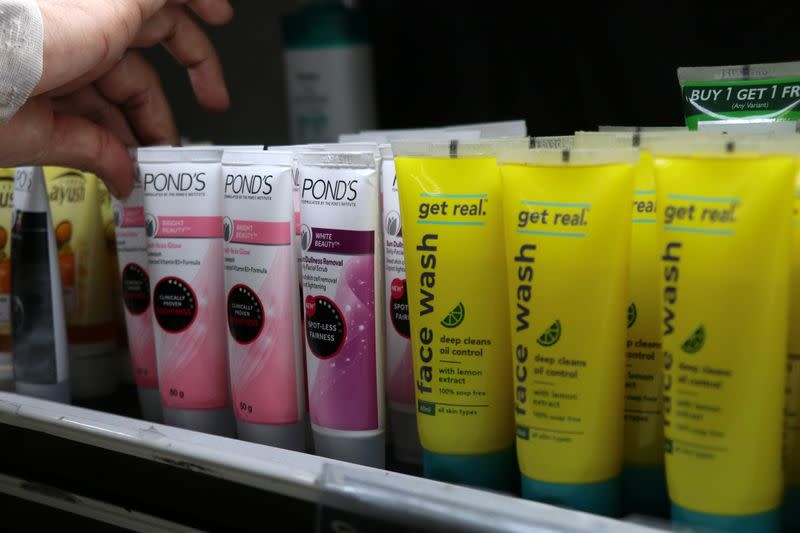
[[305, 295, 346, 359], [153, 276, 197, 333], [390, 278, 410, 338], [122, 263, 150, 315], [227, 284, 264, 344]]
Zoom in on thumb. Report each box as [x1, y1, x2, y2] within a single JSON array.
[[35, 112, 136, 198]]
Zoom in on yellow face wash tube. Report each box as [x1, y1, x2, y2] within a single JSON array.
[[787, 168, 800, 530], [573, 131, 716, 516], [653, 138, 796, 532], [392, 138, 527, 490], [500, 148, 635, 516]]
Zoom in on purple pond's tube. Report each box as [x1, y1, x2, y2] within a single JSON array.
[[298, 150, 385, 468]]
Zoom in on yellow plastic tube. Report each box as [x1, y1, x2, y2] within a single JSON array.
[[500, 148, 636, 516], [392, 138, 526, 490], [44, 168, 118, 399], [786, 169, 800, 530], [653, 138, 796, 532]]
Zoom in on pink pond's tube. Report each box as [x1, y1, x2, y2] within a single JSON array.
[[111, 160, 163, 422], [298, 150, 385, 468], [138, 147, 234, 437], [220, 150, 306, 450]]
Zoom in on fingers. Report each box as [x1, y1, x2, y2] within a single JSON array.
[[133, 5, 230, 112], [170, 0, 234, 25], [35, 0, 169, 96], [51, 86, 139, 147], [40, 113, 135, 198], [95, 52, 180, 147]]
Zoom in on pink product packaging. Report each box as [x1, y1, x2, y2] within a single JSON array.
[[221, 150, 306, 450], [112, 159, 163, 422], [298, 150, 385, 468], [138, 147, 234, 437]]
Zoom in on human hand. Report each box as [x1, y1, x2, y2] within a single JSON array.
[[0, 0, 233, 197]]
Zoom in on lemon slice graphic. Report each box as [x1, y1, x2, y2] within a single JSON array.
[[627, 303, 637, 329], [537, 320, 561, 347], [441, 302, 465, 328], [681, 325, 705, 354]]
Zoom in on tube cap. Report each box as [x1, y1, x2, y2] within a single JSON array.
[[136, 386, 163, 423], [313, 428, 385, 468], [388, 409, 422, 465], [672, 503, 779, 533], [15, 380, 71, 404], [163, 407, 236, 438], [622, 463, 669, 517], [423, 447, 517, 492], [237, 419, 306, 452], [521, 475, 621, 517]]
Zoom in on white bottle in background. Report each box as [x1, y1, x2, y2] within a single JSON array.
[[282, 1, 377, 143]]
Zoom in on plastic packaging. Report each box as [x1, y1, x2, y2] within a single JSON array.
[[297, 148, 385, 467], [139, 147, 234, 436], [282, 1, 377, 143], [112, 153, 163, 422], [678, 61, 800, 129], [499, 148, 637, 516], [221, 149, 306, 450], [44, 168, 118, 399], [99, 180, 134, 386], [11, 167, 70, 403], [392, 138, 527, 490], [653, 136, 797, 531], [0, 168, 13, 391]]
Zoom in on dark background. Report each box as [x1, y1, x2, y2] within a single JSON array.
[[142, 3, 800, 144]]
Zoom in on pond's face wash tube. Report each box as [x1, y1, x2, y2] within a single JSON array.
[[678, 61, 800, 130], [221, 150, 306, 451], [297, 150, 385, 467], [0, 168, 13, 391], [139, 147, 234, 437], [111, 157, 163, 422], [392, 138, 527, 490], [44, 168, 118, 399], [499, 149, 636, 515], [99, 181, 133, 386], [653, 139, 795, 531], [11, 167, 70, 403]]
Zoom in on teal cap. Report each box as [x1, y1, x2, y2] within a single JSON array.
[[423, 447, 518, 492], [521, 474, 621, 517], [282, 3, 369, 49], [672, 503, 779, 533], [783, 485, 800, 531], [622, 464, 669, 517]]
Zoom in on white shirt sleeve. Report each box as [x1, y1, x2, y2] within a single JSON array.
[[0, 0, 43, 124]]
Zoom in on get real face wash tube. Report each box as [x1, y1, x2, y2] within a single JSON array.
[[139, 147, 234, 437], [297, 150, 385, 467], [653, 138, 795, 532], [392, 138, 526, 490], [500, 148, 636, 516], [221, 150, 306, 451]]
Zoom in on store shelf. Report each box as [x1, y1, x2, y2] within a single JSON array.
[[0, 391, 666, 532]]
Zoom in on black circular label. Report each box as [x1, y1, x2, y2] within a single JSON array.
[[122, 263, 151, 315], [153, 276, 197, 333], [227, 284, 264, 344], [305, 295, 346, 359], [390, 278, 410, 338]]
